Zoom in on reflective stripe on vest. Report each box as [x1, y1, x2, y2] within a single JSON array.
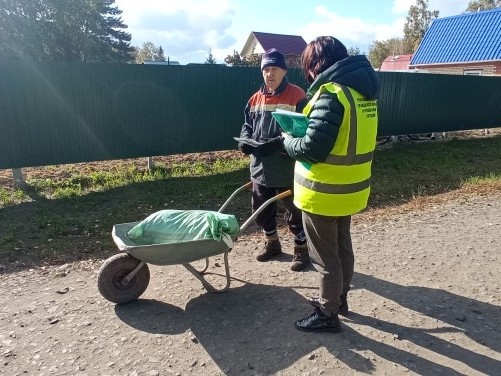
[[293, 83, 378, 216]]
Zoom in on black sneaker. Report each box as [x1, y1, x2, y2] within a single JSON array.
[[307, 294, 349, 316], [295, 308, 342, 333]]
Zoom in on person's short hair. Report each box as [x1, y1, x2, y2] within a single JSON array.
[[301, 36, 348, 83], [261, 48, 287, 71]]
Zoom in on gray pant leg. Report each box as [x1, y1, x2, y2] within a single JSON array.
[[280, 193, 306, 243], [303, 211, 353, 315], [338, 216, 354, 294]]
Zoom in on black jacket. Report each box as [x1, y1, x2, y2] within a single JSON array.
[[284, 55, 379, 164], [240, 78, 307, 187]]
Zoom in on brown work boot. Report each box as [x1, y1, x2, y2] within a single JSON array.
[[290, 244, 310, 271], [256, 239, 282, 261]]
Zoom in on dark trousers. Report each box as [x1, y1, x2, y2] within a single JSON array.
[[252, 182, 305, 243], [302, 211, 354, 315]]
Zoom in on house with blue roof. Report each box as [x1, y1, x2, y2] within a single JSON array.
[[410, 8, 501, 76]]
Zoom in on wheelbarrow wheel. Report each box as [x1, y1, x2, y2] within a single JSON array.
[[98, 253, 150, 304]]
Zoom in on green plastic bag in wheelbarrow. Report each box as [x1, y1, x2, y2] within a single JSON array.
[[126, 209, 240, 246]]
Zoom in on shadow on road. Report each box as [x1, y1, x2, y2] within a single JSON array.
[[112, 279, 495, 375], [353, 272, 500, 375]]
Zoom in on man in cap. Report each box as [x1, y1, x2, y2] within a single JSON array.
[[237, 48, 310, 271]]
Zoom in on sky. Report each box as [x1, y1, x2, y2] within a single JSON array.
[[114, 0, 472, 64]]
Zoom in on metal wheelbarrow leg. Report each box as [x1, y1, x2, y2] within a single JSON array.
[[183, 251, 231, 293], [181, 187, 292, 293]]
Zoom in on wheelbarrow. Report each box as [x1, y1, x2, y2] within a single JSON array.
[[97, 182, 292, 304]]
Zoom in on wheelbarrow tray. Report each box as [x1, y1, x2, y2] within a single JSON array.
[[112, 222, 235, 266], [97, 183, 292, 304]]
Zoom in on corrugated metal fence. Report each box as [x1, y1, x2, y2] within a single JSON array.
[[378, 72, 501, 135], [1, 62, 500, 169]]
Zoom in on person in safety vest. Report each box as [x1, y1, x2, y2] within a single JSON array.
[[236, 48, 311, 271], [282, 36, 380, 332]]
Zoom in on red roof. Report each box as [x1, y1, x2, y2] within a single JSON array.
[[251, 32, 307, 55], [380, 54, 413, 71]]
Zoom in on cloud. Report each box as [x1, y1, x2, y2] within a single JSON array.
[[299, 5, 407, 51], [429, 0, 470, 17], [115, 0, 237, 62], [391, 0, 414, 14], [300, 0, 471, 52], [393, 0, 471, 18], [115, 0, 473, 64]]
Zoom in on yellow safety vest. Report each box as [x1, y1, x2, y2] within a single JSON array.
[[294, 83, 378, 216]]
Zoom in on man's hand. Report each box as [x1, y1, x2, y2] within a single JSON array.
[[256, 135, 284, 156], [238, 142, 253, 155]]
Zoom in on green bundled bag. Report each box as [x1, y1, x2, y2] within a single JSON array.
[[126, 210, 239, 246]]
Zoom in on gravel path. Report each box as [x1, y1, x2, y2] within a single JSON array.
[[1, 193, 500, 375]]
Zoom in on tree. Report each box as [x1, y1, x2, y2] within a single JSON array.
[[0, 0, 42, 60], [368, 38, 409, 69], [367, 0, 438, 67], [403, 0, 439, 52], [243, 53, 261, 67], [92, 0, 134, 62], [0, 0, 134, 62], [224, 50, 260, 67], [133, 42, 167, 63], [156, 46, 166, 62], [465, 0, 501, 11], [347, 46, 365, 56], [134, 41, 166, 63], [224, 50, 243, 66], [204, 48, 217, 64]]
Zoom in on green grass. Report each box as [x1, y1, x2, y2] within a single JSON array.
[[0, 136, 500, 269], [464, 171, 501, 184], [19, 158, 249, 200], [0, 186, 27, 206], [370, 137, 501, 206]]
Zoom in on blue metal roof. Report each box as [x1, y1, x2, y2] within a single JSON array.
[[410, 8, 501, 65]]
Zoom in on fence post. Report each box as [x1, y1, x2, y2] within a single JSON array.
[[147, 157, 154, 171], [12, 168, 25, 187]]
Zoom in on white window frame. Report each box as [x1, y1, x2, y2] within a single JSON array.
[[463, 69, 482, 76]]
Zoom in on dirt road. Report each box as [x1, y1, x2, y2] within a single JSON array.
[[1, 192, 500, 375]]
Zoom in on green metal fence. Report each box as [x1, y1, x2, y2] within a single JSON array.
[[1, 62, 500, 169], [378, 71, 501, 137]]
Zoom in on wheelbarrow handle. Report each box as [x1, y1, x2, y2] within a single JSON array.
[[218, 181, 254, 213], [239, 189, 292, 232], [275, 189, 293, 200]]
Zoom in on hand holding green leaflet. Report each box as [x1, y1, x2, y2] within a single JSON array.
[[271, 109, 308, 137]]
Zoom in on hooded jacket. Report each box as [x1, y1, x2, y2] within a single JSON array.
[[284, 55, 379, 164]]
